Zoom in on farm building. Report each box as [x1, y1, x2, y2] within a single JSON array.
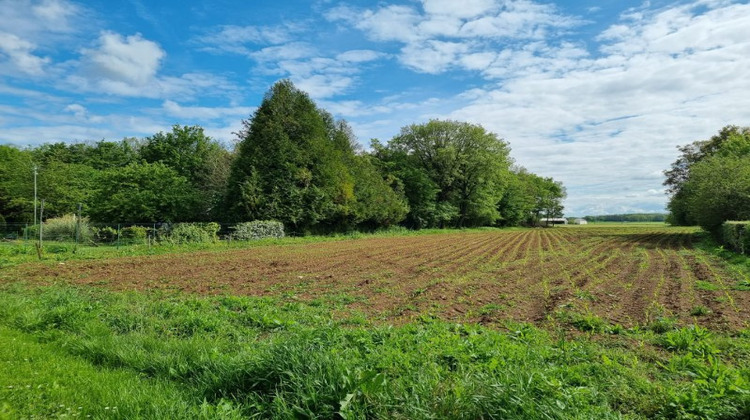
[[575, 219, 588, 225], [541, 218, 568, 226]]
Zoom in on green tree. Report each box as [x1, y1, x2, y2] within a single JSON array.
[[496, 168, 539, 226], [225, 80, 355, 232], [665, 125, 750, 225], [82, 139, 140, 170], [140, 125, 231, 220], [36, 161, 98, 219], [376, 120, 512, 228], [88, 162, 196, 223], [679, 131, 750, 233], [347, 152, 408, 230], [0, 145, 35, 224]]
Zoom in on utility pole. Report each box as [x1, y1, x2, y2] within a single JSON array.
[[33, 165, 38, 226]]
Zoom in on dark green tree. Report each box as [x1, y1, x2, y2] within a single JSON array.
[[225, 80, 355, 232]]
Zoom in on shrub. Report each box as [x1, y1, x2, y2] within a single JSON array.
[[721, 221, 750, 254], [231, 220, 284, 241], [121, 226, 149, 244], [31, 214, 93, 242], [92, 226, 118, 243], [164, 223, 220, 244]]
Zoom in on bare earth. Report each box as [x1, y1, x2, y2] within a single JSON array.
[[10, 226, 750, 330]]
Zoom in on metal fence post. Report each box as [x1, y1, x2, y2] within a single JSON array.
[[36, 199, 44, 260], [74, 203, 82, 253]]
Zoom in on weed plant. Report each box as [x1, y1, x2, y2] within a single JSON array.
[[1, 284, 749, 419]]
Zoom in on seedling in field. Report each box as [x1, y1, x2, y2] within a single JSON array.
[[690, 305, 711, 317]]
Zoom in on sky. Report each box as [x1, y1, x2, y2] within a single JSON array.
[[1, 0, 749, 216]]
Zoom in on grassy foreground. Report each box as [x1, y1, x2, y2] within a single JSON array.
[[1, 283, 749, 419]]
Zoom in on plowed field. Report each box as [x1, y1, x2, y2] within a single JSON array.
[[10, 225, 750, 330]]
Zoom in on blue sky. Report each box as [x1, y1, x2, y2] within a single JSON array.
[[2, 0, 750, 216]]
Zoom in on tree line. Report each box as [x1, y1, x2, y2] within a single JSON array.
[[582, 214, 668, 223], [0, 80, 565, 234], [665, 125, 750, 234]]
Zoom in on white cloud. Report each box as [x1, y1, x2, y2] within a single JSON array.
[[64, 103, 87, 118], [31, 0, 80, 32], [0, 0, 84, 38], [251, 42, 317, 63], [327, 5, 421, 42], [0, 0, 88, 77], [68, 32, 240, 101], [421, 0, 497, 19], [161, 100, 254, 120], [293, 74, 354, 99], [336, 49, 384, 63], [326, 0, 750, 214], [326, 0, 582, 75], [400, 40, 471, 73], [0, 32, 50, 75], [195, 22, 304, 56], [82, 31, 164, 87], [247, 44, 384, 99]]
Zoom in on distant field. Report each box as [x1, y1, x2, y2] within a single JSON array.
[[9, 224, 750, 330]]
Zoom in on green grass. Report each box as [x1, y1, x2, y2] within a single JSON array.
[[695, 232, 750, 291], [0, 283, 749, 419], [0, 326, 245, 419]]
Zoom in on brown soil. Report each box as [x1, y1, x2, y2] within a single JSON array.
[[7, 226, 750, 330]]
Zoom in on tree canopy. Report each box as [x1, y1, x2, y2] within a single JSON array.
[[665, 125, 750, 233], [1, 80, 565, 234], [373, 120, 515, 228], [141, 125, 230, 221], [226, 80, 408, 233]]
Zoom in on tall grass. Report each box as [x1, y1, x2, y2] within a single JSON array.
[[1, 284, 748, 419]]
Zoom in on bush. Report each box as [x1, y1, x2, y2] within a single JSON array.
[[92, 226, 118, 243], [164, 223, 220, 244], [121, 226, 149, 244], [231, 220, 284, 241], [722, 221, 750, 254], [28, 214, 93, 242]]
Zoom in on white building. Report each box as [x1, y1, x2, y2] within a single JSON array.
[[541, 218, 568, 226]]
